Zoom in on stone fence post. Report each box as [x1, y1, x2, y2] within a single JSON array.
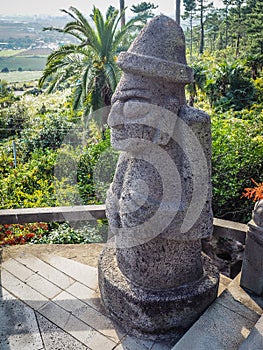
[[240, 199, 263, 295]]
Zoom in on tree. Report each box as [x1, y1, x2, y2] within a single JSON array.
[[196, 0, 213, 54], [176, 0, 181, 24], [183, 0, 196, 60], [228, 0, 246, 57], [205, 60, 255, 110], [39, 6, 144, 121], [245, 0, 263, 55], [205, 9, 224, 52], [130, 2, 158, 24], [222, 0, 231, 48]]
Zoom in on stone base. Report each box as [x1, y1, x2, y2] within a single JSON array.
[[240, 228, 263, 296], [98, 247, 219, 341]]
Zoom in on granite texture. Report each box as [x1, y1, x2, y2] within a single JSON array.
[[99, 248, 218, 341], [241, 201, 263, 295], [98, 14, 219, 338]]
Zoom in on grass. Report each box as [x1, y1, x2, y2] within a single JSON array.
[[0, 49, 26, 57], [0, 56, 47, 71], [0, 71, 43, 83]]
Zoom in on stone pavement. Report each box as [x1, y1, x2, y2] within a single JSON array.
[[0, 244, 176, 350]]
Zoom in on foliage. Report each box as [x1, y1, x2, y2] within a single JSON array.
[[0, 223, 49, 247], [205, 60, 255, 111], [183, 0, 263, 59], [211, 108, 263, 222], [39, 6, 146, 119], [0, 100, 28, 140], [31, 221, 105, 244], [78, 128, 119, 204], [0, 221, 106, 246], [0, 79, 16, 108], [0, 148, 56, 209], [130, 2, 158, 23], [20, 113, 74, 155]]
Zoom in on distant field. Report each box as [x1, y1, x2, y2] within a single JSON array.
[[0, 56, 47, 71], [0, 71, 43, 83], [22, 48, 53, 56], [0, 49, 26, 57], [0, 48, 52, 57]]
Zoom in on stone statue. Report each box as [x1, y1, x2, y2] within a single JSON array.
[[98, 15, 219, 341], [241, 199, 263, 295]]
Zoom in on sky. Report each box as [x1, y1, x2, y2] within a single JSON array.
[[1, 0, 223, 17]]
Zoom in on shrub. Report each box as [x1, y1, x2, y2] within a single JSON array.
[[78, 128, 119, 204], [0, 223, 49, 247], [20, 113, 74, 155], [211, 110, 263, 223], [0, 101, 28, 140], [0, 149, 57, 209], [206, 61, 255, 111], [32, 221, 106, 244]]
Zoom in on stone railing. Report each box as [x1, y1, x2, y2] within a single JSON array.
[[0, 205, 106, 224], [0, 205, 247, 243]]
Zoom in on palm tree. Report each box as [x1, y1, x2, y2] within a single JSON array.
[[39, 6, 142, 120]]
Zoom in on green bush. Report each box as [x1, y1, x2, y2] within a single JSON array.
[[205, 61, 255, 111], [211, 109, 263, 222], [20, 113, 74, 155], [0, 101, 28, 140], [0, 148, 56, 209], [32, 221, 106, 244], [78, 128, 119, 204]]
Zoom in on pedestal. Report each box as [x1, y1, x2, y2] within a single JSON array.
[[98, 246, 219, 340]]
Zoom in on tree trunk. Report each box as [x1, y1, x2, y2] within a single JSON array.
[[120, 0, 125, 28], [176, 0, 181, 24], [190, 15, 193, 61], [199, 0, 204, 54], [225, 5, 228, 48]]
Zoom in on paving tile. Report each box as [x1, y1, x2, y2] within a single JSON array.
[[15, 255, 74, 290], [1, 269, 48, 310], [0, 287, 43, 350], [2, 258, 35, 281], [25, 273, 63, 299], [42, 255, 98, 290], [173, 297, 257, 350], [38, 301, 116, 349], [36, 312, 89, 350], [53, 290, 120, 343], [151, 341, 176, 350], [2, 258, 63, 299], [66, 281, 104, 313], [116, 335, 154, 350]]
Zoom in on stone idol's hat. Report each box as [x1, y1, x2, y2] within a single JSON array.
[[117, 15, 193, 84]]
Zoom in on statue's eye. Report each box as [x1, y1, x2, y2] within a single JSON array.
[[124, 100, 150, 119]]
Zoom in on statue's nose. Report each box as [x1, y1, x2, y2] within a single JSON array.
[[123, 100, 150, 119], [108, 101, 124, 128]]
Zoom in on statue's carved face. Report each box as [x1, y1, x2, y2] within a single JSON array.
[[108, 74, 180, 151]]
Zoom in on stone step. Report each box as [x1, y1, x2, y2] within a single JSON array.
[[238, 313, 263, 349], [172, 274, 263, 350]]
